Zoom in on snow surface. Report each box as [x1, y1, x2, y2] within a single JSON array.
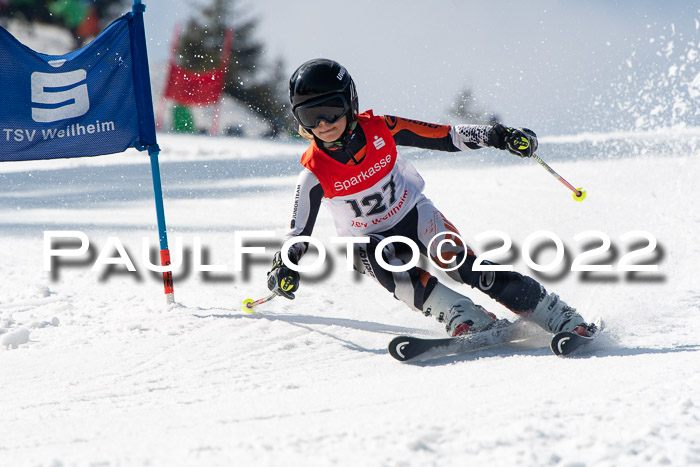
[[1, 128, 700, 466]]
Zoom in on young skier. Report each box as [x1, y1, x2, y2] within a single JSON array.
[[266, 58, 597, 338]]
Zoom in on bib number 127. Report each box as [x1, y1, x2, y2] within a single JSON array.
[[345, 176, 396, 217]]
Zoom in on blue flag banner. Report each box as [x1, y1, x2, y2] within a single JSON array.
[[0, 11, 157, 162], [1, 4, 174, 304]]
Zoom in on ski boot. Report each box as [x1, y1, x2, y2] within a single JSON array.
[[422, 282, 497, 337], [529, 291, 593, 336]]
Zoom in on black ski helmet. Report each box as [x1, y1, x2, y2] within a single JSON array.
[[289, 58, 358, 128]]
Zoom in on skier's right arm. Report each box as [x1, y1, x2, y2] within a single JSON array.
[[267, 169, 324, 299], [282, 168, 324, 263]]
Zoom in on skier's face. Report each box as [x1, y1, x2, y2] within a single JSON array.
[[311, 115, 347, 143]]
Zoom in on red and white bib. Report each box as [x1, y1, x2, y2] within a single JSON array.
[[301, 111, 425, 236]]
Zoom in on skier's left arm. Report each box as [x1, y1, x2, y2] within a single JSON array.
[[450, 123, 539, 158], [383, 115, 538, 157]]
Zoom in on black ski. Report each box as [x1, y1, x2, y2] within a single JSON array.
[[550, 318, 604, 356], [388, 321, 514, 362], [389, 336, 456, 361], [388, 318, 604, 361]]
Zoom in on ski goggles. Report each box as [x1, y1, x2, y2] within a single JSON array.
[[293, 94, 349, 129]]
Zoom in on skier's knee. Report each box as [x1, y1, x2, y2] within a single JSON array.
[[352, 235, 391, 283], [452, 252, 542, 313], [352, 235, 436, 311]]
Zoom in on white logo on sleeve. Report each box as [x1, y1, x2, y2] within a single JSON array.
[[31, 69, 89, 123]]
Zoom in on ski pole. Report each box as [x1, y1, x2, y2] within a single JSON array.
[[532, 154, 587, 202], [241, 292, 277, 313]]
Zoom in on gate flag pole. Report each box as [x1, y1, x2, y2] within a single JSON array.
[[0, 0, 176, 304], [148, 145, 175, 304], [133, 0, 175, 304]]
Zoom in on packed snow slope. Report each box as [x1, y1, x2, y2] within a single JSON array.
[[1, 129, 700, 466]]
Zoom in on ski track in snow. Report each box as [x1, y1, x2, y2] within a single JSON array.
[[1, 131, 700, 466]]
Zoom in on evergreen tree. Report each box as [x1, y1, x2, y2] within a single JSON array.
[[178, 0, 294, 137], [449, 87, 500, 124]]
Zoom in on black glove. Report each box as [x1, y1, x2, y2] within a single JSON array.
[[267, 251, 300, 300], [488, 123, 538, 158]]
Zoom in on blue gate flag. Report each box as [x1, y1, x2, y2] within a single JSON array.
[[0, 10, 157, 162]]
